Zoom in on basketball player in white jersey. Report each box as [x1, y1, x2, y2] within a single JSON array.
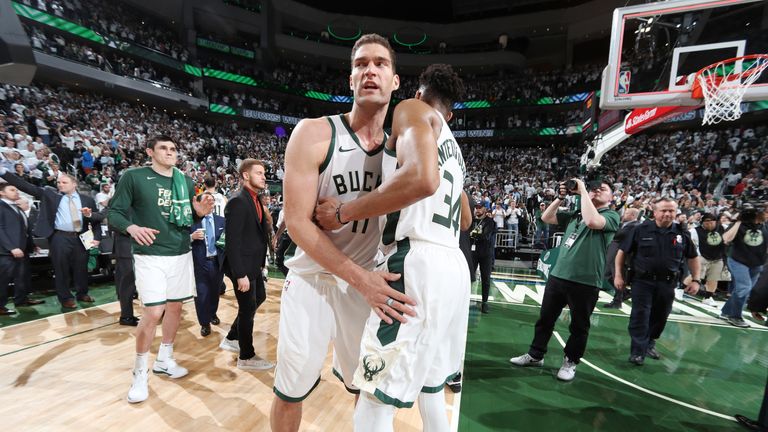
[[315, 64, 472, 431], [270, 34, 417, 432], [203, 176, 227, 217]]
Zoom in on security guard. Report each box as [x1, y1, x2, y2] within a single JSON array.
[[470, 203, 495, 314], [615, 197, 700, 365]]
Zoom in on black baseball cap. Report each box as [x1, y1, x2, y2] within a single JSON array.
[[701, 213, 717, 222]]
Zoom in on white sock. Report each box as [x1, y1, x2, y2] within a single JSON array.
[[157, 343, 173, 362], [418, 390, 450, 432], [134, 352, 149, 371], [353, 392, 395, 432]]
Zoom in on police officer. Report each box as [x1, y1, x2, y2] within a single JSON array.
[[470, 203, 495, 314], [615, 197, 700, 365]]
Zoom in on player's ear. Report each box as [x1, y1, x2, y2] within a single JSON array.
[[349, 74, 353, 91], [415, 90, 422, 100], [444, 111, 453, 122], [392, 74, 400, 91]]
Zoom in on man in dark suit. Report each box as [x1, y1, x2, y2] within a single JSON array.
[[220, 159, 273, 370], [0, 168, 104, 308], [12, 196, 45, 308], [189, 197, 225, 337], [111, 228, 138, 326], [0, 184, 37, 314]]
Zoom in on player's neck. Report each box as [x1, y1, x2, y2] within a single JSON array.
[[150, 162, 173, 177], [346, 107, 386, 148]]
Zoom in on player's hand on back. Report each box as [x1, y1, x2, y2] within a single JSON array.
[[356, 270, 417, 325], [314, 197, 343, 231]]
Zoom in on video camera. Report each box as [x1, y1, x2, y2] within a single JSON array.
[[564, 167, 605, 194], [738, 202, 765, 224]]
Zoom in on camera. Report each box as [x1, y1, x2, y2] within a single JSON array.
[[738, 202, 764, 224], [565, 169, 604, 194]]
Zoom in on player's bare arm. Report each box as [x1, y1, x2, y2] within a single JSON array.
[[460, 191, 471, 231], [284, 117, 416, 324], [315, 99, 440, 229]]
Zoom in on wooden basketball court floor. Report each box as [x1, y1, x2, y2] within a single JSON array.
[[0, 279, 456, 431], [2, 269, 767, 431]]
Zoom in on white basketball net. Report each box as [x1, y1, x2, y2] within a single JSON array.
[[698, 56, 768, 125]]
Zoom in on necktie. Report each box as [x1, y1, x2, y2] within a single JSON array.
[[69, 195, 82, 232], [14, 204, 27, 228], [205, 215, 216, 256]]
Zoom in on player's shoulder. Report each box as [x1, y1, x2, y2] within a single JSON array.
[[119, 166, 149, 179], [293, 116, 335, 139], [394, 98, 434, 116]]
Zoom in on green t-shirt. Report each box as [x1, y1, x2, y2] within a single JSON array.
[[550, 207, 620, 288], [108, 166, 195, 256]]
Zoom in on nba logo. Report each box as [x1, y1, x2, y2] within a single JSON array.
[[618, 71, 631, 94]]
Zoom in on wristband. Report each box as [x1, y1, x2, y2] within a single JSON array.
[[335, 203, 349, 225], [691, 279, 701, 284]]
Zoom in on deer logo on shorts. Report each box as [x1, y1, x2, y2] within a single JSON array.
[[362, 354, 385, 382]]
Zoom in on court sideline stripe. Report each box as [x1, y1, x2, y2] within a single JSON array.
[[0, 321, 118, 358], [552, 331, 737, 422]]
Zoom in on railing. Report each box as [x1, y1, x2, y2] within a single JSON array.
[[495, 229, 519, 250]]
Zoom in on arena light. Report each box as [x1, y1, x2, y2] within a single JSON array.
[[327, 25, 361, 41], [209, 104, 237, 115], [203, 68, 258, 86], [184, 64, 202, 77], [393, 31, 427, 48]]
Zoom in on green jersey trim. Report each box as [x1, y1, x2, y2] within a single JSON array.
[[272, 377, 321, 402], [383, 146, 396, 157], [373, 388, 414, 409], [421, 371, 460, 393], [376, 238, 410, 346], [143, 300, 167, 307], [339, 114, 384, 156], [319, 117, 336, 174], [332, 367, 360, 395]]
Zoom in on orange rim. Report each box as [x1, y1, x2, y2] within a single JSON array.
[[691, 54, 768, 99]]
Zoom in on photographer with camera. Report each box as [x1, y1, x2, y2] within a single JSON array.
[[471, 203, 496, 314], [510, 178, 619, 381], [720, 204, 768, 328]]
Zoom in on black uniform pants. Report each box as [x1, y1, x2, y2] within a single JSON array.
[[114, 256, 136, 318], [50, 232, 89, 302], [0, 256, 22, 307], [275, 233, 291, 277], [226, 276, 267, 360], [529, 276, 600, 363], [628, 279, 675, 357], [14, 257, 33, 304], [471, 249, 492, 303]]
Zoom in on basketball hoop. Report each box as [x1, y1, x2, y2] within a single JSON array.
[[691, 54, 768, 126]]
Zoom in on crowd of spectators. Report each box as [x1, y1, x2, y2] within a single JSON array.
[[21, 0, 189, 60], [0, 83, 287, 204], [2, 78, 766, 247], [25, 24, 194, 94]]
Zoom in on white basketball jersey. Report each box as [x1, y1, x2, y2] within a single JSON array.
[[381, 112, 466, 248], [287, 114, 385, 274], [212, 192, 227, 217]]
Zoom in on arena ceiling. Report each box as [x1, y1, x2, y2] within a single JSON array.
[[294, 0, 593, 23]]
